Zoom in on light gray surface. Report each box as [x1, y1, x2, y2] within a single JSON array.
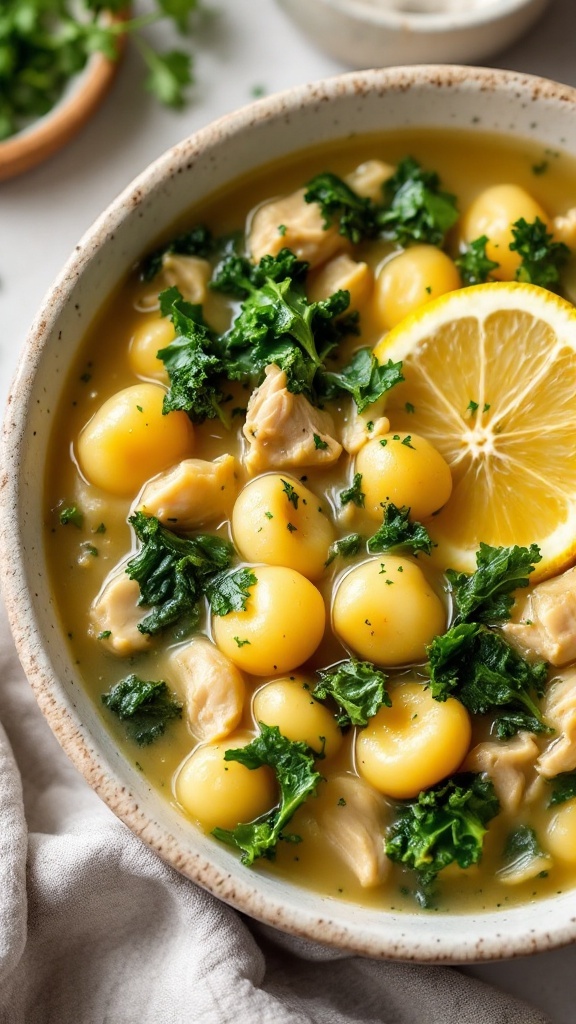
[[1, 0, 576, 1019]]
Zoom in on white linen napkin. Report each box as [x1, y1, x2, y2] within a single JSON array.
[[0, 605, 551, 1024]]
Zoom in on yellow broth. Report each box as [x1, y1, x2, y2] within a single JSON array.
[[45, 128, 576, 912]]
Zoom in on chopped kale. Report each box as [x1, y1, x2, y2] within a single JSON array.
[[455, 235, 500, 284], [212, 724, 322, 865], [157, 287, 227, 423], [448, 542, 542, 625], [376, 157, 459, 248], [313, 658, 390, 727], [101, 675, 183, 746], [367, 503, 434, 556], [340, 472, 365, 508], [206, 568, 257, 616], [510, 217, 570, 290], [385, 774, 499, 908], [427, 622, 549, 738], [140, 224, 215, 282], [319, 348, 404, 412], [126, 512, 232, 635], [547, 771, 576, 807], [324, 533, 364, 567], [303, 172, 378, 243]]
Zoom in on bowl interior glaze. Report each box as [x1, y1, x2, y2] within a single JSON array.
[[3, 66, 576, 962]]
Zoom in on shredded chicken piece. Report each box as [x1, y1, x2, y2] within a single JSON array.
[[341, 409, 391, 455], [248, 188, 348, 268], [138, 255, 211, 311], [463, 732, 539, 813], [307, 253, 373, 310], [345, 159, 395, 202], [504, 566, 576, 666], [169, 638, 245, 742], [315, 774, 390, 888], [90, 572, 152, 656], [243, 365, 342, 474], [497, 848, 552, 886], [137, 454, 239, 530], [537, 668, 576, 778], [553, 207, 576, 247]]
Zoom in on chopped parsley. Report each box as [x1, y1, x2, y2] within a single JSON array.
[[367, 503, 435, 556], [455, 235, 499, 285], [340, 473, 365, 508], [313, 433, 329, 450], [510, 216, 570, 289], [59, 504, 83, 529], [234, 637, 251, 648], [281, 479, 300, 509], [325, 533, 363, 566]]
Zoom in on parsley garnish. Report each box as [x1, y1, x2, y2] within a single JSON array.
[[313, 658, 390, 727], [313, 433, 329, 450], [510, 217, 570, 289], [377, 157, 459, 247], [59, 504, 83, 529], [234, 637, 251, 648], [340, 473, 365, 508], [102, 675, 183, 747], [212, 724, 322, 865], [367, 503, 434, 556], [325, 533, 363, 566], [455, 235, 500, 285], [281, 479, 300, 509]]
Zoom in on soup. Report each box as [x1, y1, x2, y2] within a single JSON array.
[[45, 128, 576, 912]]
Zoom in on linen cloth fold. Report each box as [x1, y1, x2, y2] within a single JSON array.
[[0, 606, 551, 1024]]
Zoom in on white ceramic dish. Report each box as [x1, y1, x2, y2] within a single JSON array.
[[2, 65, 576, 963], [278, 0, 550, 68]]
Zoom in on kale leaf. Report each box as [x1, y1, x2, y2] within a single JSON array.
[[367, 503, 434, 556], [385, 774, 499, 908], [547, 771, 576, 807], [448, 542, 542, 625], [510, 217, 570, 289], [376, 157, 459, 247], [303, 172, 379, 243], [212, 724, 322, 865], [313, 658, 391, 727], [212, 249, 354, 396], [101, 675, 183, 746], [206, 568, 257, 616], [319, 348, 404, 412], [427, 622, 549, 738], [140, 224, 215, 282], [126, 512, 232, 635], [157, 287, 227, 423], [324, 533, 364, 567], [455, 235, 500, 285]]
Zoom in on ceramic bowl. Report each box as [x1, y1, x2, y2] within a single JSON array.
[[278, 0, 551, 68], [2, 65, 576, 963]]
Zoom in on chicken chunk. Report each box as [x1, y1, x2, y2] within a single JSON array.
[[341, 407, 391, 455], [90, 572, 152, 656], [315, 773, 390, 888], [345, 159, 395, 202], [137, 454, 239, 530], [553, 208, 576, 248], [307, 253, 373, 311], [169, 638, 245, 742], [248, 188, 347, 268], [537, 668, 576, 778], [504, 566, 576, 667], [463, 732, 539, 813], [138, 254, 212, 313], [243, 364, 342, 474]]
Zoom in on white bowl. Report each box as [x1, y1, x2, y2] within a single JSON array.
[[278, 0, 550, 68], [2, 65, 576, 963]]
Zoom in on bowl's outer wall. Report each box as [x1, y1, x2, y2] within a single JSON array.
[[3, 66, 576, 962]]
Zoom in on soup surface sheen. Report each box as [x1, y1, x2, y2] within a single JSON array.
[[45, 129, 576, 913]]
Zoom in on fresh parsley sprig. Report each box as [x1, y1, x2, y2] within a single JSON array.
[[510, 217, 570, 290], [455, 235, 500, 285]]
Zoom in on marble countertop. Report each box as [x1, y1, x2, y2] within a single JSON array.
[[1, 1, 575, 1019]]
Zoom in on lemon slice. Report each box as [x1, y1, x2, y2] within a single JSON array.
[[374, 282, 576, 580]]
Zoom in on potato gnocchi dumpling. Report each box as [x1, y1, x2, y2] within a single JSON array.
[[232, 473, 335, 580], [77, 383, 194, 497], [128, 316, 173, 382], [374, 245, 461, 330], [461, 184, 550, 281], [355, 432, 453, 522], [212, 565, 326, 675], [332, 556, 446, 665], [355, 680, 472, 799], [175, 733, 277, 831], [253, 675, 342, 759]]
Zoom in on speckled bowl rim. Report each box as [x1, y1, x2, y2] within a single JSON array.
[[3, 65, 576, 964]]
